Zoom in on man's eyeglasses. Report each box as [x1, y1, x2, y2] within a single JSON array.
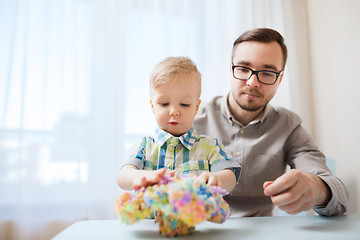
[[231, 65, 283, 85]]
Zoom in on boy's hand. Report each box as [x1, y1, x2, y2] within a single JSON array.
[[132, 168, 175, 190], [199, 172, 221, 187], [198, 169, 236, 192]]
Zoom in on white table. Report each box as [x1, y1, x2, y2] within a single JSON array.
[[52, 214, 360, 240]]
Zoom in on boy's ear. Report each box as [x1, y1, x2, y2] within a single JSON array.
[[150, 99, 155, 113], [196, 99, 201, 112]]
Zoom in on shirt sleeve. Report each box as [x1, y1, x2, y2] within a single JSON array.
[[207, 138, 241, 182], [285, 125, 348, 216], [120, 137, 147, 170]]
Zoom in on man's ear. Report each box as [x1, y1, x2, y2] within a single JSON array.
[[278, 71, 284, 84], [150, 99, 154, 113]]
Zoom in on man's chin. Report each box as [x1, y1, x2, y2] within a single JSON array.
[[232, 94, 266, 112], [239, 104, 263, 112]]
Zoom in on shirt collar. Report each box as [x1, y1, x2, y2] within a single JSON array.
[[220, 93, 234, 123], [154, 127, 198, 150]]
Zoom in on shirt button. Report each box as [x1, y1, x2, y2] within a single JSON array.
[[236, 152, 241, 156], [240, 129, 244, 134]]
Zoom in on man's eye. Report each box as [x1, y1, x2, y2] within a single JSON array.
[[261, 71, 275, 77], [239, 68, 250, 73], [180, 103, 190, 107], [236, 67, 250, 73]]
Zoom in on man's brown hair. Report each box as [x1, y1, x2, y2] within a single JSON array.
[[232, 28, 288, 69]]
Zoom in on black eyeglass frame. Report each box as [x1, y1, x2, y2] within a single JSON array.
[[231, 64, 283, 85]]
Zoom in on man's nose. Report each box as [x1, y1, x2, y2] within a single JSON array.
[[246, 73, 261, 88]]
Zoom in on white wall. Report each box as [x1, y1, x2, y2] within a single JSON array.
[[306, 0, 360, 214]]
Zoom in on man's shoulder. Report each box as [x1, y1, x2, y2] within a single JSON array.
[[270, 105, 303, 126], [194, 95, 227, 134], [197, 95, 224, 117]]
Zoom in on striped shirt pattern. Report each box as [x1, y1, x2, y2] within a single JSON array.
[[126, 127, 239, 177]]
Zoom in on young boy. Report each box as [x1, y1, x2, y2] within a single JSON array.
[[117, 57, 240, 192]]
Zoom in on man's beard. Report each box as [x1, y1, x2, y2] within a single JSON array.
[[234, 88, 267, 112], [237, 101, 264, 112], [234, 94, 265, 112]]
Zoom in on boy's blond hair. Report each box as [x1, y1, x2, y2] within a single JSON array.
[[150, 57, 201, 97]]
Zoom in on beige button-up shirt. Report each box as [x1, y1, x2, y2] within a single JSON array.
[[194, 95, 348, 217]]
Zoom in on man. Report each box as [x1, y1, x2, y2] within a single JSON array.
[[193, 28, 348, 217]]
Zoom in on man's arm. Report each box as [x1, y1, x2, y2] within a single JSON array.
[[268, 123, 348, 216]]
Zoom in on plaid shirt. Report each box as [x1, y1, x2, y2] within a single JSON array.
[[124, 127, 240, 179]]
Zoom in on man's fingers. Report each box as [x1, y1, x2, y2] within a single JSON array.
[[264, 170, 299, 196], [275, 192, 311, 214], [263, 181, 273, 189], [270, 185, 303, 207]]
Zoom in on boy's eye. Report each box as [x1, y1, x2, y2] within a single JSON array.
[[180, 103, 190, 107], [160, 103, 169, 106]]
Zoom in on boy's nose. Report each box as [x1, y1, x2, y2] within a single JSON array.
[[170, 108, 180, 116]]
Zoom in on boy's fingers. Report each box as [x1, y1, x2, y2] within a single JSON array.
[[156, 168, 166, 176], [199, 172, 209, 183], [133, 176, 146, 190], [207, 176, 217, 186], [168, 170, 176, 176]]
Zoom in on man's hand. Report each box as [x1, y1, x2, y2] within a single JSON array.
[[263, 169, 331, 215]]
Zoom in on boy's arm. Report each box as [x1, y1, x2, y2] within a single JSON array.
[[117, 165, 168, 190], [199, 169, 236, 192]]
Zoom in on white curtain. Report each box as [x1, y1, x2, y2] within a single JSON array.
[[0, 0, 310, 239]]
